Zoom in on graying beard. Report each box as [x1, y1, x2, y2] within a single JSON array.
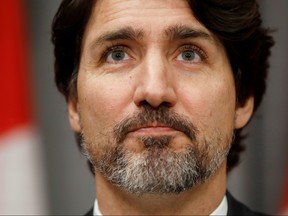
[[107, 147, 200, 194], [83, 135, 230, 195]]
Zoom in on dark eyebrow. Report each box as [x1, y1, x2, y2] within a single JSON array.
[[165, 25, 213, 42], [90, 26, 144, 48]]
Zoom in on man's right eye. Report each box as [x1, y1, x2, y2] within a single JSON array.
[[104, 46, 131, 63]]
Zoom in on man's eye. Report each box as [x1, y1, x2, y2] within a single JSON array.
[[106, 49, 130, 63], [175, 45, 206, 63], [176, 50, 201, 62]]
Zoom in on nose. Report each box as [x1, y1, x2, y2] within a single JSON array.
[[133, 50, 177, 108]]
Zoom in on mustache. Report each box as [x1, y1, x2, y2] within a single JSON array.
[[113, 104, 198, 144]]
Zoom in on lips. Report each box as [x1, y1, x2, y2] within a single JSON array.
[[127, 122, 183, 136]]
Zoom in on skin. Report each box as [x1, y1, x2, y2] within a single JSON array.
[[68, 0, 254, 214]]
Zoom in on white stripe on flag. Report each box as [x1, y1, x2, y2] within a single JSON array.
[[0, 126, 48, 214]]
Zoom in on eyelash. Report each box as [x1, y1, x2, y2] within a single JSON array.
[[178, 44, 208, 61], [100, 43, 129, 62]]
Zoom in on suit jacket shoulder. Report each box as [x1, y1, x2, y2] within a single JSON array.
[[84, 207, 93, 216], [227, 191, 266, 216]]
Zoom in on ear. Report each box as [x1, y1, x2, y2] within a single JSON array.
[[68, 98, 81, 132], [234, 96, 254, 129]]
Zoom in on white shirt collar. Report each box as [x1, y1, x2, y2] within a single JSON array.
[[93, 195, 227, 215], [93, 198, 102, 216], [210, 195, 228, 215]]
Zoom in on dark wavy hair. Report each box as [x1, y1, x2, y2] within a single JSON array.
[[51, 0, 274, 173]]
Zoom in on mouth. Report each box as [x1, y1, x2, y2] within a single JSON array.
[[127, 122, 182, 136]]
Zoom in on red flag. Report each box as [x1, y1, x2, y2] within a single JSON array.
[[279, 170, 288, 214], [0, 0, 47, 214], [0, 0, 32, 135]]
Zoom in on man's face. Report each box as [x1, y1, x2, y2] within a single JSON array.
[[68, 0, 253, 194]]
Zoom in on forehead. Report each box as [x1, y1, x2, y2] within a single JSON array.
[[83, 0, 214, 42], [92, 0, 192, 20]]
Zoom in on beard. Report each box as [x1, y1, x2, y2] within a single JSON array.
[[80, 105, 232, 195]]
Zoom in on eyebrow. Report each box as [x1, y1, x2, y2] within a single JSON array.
[[165, 24, 213, 42], [90, 26, 145, 48]]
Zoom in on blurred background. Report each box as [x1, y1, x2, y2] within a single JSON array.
[[0, 0, 287, 215]]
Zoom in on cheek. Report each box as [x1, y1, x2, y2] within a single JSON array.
[[77, 74, 134, 133], [180, 79, 236, 132]]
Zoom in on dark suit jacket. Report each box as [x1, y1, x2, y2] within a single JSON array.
[[85, 191, 265, 215], [226, 191, 265, 216]]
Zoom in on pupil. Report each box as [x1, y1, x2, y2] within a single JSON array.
[[182, 51, 195, 60], [112, 51, 124, 60]]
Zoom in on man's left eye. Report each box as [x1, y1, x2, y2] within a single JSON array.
[[176, 50, 202, 63]]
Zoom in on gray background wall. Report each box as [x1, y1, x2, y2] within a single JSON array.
[[26, 0, 288, 214]]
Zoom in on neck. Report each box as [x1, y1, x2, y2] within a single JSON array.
[[95, 162, 227, 215]]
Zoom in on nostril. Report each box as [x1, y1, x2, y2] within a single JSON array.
[[161, 101, 173, 108], [138, 100, 149, 107], [138, 100, 152, 108], [138, 100, 173, 109]]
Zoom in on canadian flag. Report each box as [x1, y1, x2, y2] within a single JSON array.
[[0, 0, 47, 214]]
